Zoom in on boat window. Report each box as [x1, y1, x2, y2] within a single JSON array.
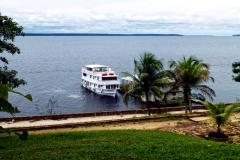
[[90, 75, 92, 78], [97, 77, 99, 80], [87, 67, 92, 71], [83, 73, 87, 77], [102, 77, 117, 81]]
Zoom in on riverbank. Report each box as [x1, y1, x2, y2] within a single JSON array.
[[0, 106, 206, 131], [0, 111, 207, 131], [0, 105, 206, 122]]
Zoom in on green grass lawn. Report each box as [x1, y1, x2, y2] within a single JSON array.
[[0, 130, 239, 160]]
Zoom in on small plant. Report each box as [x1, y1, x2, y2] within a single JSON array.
[[204, 101, 240, 135], [36, 96, 61, 115]]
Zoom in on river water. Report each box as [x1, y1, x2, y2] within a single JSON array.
[[0, 36, 239, 117]]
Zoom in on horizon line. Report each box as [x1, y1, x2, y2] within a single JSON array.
[[20, 33, 238, 36], [23, 33, 184, 36]]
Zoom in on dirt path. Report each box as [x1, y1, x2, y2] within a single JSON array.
[[29, 119, 187, 134]]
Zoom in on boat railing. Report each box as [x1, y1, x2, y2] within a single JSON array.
[[100, 81, 120, 85], [82, 69, 116, 77]]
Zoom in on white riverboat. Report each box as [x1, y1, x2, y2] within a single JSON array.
[[81, 64, 120, 97]]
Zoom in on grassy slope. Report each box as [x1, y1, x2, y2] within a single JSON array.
[[0, 130, 239, 160]]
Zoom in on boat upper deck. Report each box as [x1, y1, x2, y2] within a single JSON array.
[[82, 64, 117, 77], [86, 65, 109, 72]]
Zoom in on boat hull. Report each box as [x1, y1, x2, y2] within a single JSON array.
[[81, 84, 117, 97]]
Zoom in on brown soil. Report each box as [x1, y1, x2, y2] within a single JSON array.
[[28, 113, 240, 144]]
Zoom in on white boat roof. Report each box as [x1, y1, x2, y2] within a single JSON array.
[[122, 76, 133, 81], [85, 64, 108, 68]]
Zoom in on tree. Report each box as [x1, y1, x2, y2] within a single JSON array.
[[0, 14, 31, 147], [0, 13, 26, 88], [169, 56, 215, 113], [122, 53, 170, 116], [204, 101, 239, 134], [232, 62, 240, 82]]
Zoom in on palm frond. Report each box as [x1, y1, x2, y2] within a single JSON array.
[[149, 86, 164, 99], [205, 101, 219, 115], [121, 71, 140, 82], [123, 87, 143, 106], [168, 60, 177, 69], [224, 103, 240, 122], [193, 85, 216, 101], [152, 78, 170, 88], [140, 73, 149, 79]]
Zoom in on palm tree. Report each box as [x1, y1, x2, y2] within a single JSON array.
[[204, 101, 240, 134], [122, 53, 170, 116], [168, 56, 215, 113]]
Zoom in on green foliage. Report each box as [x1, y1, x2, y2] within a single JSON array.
[[1, 130, 240, 159], [204, 101, 240, 134], [0, 83, 32, 143], [122, 52, 170, 115], [0, 84, 32, 115], [0, 14, 31, 144], [232, 61, 240, 82], [0, 66, 27, 88], [0, 14, 25, 55], [0, 14, 26, 88], [168, 56, 215, 113], [0, 14, 32, 140]]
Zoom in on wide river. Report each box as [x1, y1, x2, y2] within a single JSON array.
[[1, 36, 239, 117]]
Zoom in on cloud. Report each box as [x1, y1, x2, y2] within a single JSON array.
[[2, 0, 240, 35]]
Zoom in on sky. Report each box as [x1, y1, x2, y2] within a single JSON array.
[[1, 0, 240, 35]]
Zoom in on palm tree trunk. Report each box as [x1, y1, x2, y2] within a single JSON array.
[[146, 93, 150, 116], [188, 89, 192, 113], [218, 124, 221, 134], [183, 88, 188, 114], [185, 103, 188, 114]]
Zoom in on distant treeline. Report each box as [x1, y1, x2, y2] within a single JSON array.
[[232, 34, 240, 36], [23, 33, 184, 36]]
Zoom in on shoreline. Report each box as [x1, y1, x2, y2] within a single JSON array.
[[0, 108, 207, 132], [0, 113, 206, 132], [0, 105, 206, 122]]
